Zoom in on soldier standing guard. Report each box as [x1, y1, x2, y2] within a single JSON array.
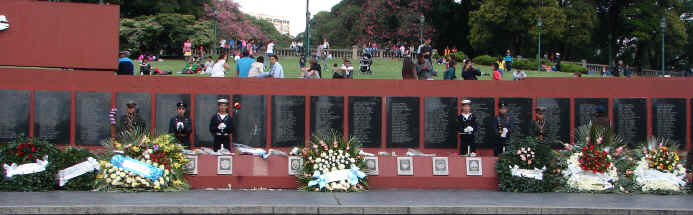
[[169, 102, 192, 148], [118, 100, 147, 134], [530, 106, 560, 149], [491, 103, 512, 156], [209, 96, 233, 151], [457, 99, 478, 156]]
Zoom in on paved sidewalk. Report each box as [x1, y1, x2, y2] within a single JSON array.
[[1, 189, 692, 214]]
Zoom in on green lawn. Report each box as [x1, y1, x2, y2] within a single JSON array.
[[137, 57, 598, 80]]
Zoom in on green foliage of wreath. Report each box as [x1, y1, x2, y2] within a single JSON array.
[[497, 137, 565, 192], [0, 136, 60, 191]]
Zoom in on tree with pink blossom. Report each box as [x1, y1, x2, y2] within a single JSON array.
[[205, 0, 266, 41]]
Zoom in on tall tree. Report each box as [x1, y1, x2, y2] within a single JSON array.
[[204, 0, 265, 40]]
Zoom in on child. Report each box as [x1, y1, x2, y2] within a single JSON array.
[[492, 63, 502, 80], [443, 59, 456, 80], [332, 64, 345, 79], [139, 58, 151, 76]]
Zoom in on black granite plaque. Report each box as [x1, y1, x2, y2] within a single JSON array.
[[387, 97, 420, 148], [537, 98, 570, 143], [613, 98, 647, 147], [348, 96, 382, 148], [155, 94, 190, 136], [272, 95, 305, 147], [310, 96, 344, 138], [34, 91, 70, 145], [195, 94, 222, 148], [75, 91, 111, 145], [116, 92, 151, 131], [653, 98, 686, 149], [424, 97, 457, 148], [499, 98, 532, 141], [469, 98, 495, 148], [232, 95, 267, 148], [575, 98, 609, 128], [0, 90, 30, 143]]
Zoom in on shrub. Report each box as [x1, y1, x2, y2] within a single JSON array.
[[471, 55, 496, 65], [560, 63, 588, 74]]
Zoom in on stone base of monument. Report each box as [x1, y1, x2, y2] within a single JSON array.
[[183, 149, 498, 190]]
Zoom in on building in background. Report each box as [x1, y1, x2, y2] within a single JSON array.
[[250, 13, 290, 35]]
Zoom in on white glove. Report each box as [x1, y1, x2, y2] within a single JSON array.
[[500, 128, 509, 138], [176, 122, 184, 130], [464, 126, 474, 133], [218, 123, 226, 130]]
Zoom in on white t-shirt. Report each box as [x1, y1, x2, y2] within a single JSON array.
[[266, 42, 275, 54], [210, 59, 226, 77]]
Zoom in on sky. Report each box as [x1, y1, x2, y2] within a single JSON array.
[[234, 0, 342, 36]]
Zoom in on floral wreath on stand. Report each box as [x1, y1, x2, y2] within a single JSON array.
[[559, 123, 626, 192], [496, 137, 564, 192], [296, 132, 368, 192], [94, 128, 190, 192], [621, 138, 688, 194]]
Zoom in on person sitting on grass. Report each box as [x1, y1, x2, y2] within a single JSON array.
[[340, 58, 354, 79], [203, 56, 214, 74], [512, 70, 527, 80], [462, 59, 482, 80], [332, 64, 346, 79], [443, 59, 457, 80], [492, 63, 502, 80], [182, 57, 201, 74], [139, 58, 151, 76], [300, 59, 321, 79], [248, 56, 265, 78]]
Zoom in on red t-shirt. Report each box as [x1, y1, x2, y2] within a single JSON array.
[[493, 70, 502, 80]]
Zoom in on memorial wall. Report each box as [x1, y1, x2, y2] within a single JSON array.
[[0, 70, 691, 152]]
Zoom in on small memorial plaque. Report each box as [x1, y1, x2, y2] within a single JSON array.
[[310, 96, 344, 137], [184, 155, 198, 175], [232, 95, 267, 148], [652, 98, 686, 149], [271, 95, 305, 147], [34, 90, 70, 145], [0, 90, 30, 143], [348, 96, 382, 148], [217, 156, 233, 175], [397, 157, 414, 176], [363, 156, 379, 175], [288, 156, 303, 175], [75, 91, 111, 145], [466, 157, 483, 176], [613, 98, 647, 147], [432, 157, 449, 176], [387, 97, 420, 148], [424, 97, 458, 148]]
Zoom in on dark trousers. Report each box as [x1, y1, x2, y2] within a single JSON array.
[[213, 135, 230, 151], [494, 138, 508, 156], [460, 135, 476, 155], [175, 134, 190, 148], [505, 61, 512, 72]]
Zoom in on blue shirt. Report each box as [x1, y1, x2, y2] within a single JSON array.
[[504, 55, 513, 62], [236, 57, 255, 78], [118, 57, 135, 75], [269, 62, 284, 78]]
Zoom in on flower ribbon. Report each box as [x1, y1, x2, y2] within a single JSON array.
[[110, 155, 163, 181], [57, 157, 100, 187], [3, 155, 49, 178], [307, 166, 367, 188], [509, 165, 546, 181]]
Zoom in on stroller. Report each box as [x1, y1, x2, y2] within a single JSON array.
[[359, 52, 373, 75]]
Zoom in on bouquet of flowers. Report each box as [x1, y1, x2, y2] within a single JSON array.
[[95, 129, 189, 192], [579, 137, 611, 173], [630, 138, 687, 193], [296, 132, 368, 192], [561, 123, 623, 192]]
